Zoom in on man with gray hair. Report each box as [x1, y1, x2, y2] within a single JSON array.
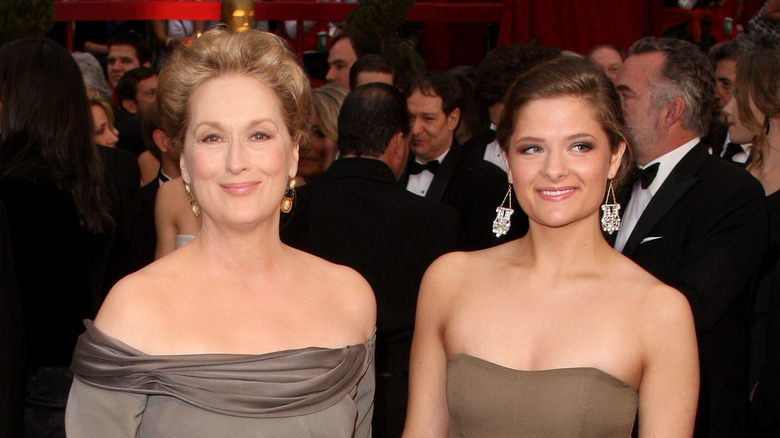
[[613, 37, 767, 437]]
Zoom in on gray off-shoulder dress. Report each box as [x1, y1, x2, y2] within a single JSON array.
[[66, 321, 375, 437], [447, 354, 638, 438]]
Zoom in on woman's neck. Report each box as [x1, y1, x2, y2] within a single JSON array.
[[521, 213, 615, 278]]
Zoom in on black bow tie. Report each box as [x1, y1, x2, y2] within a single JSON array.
[[409, 160, 440, 175], [637, 163, 660, 189], [722, 142, 744, 161]]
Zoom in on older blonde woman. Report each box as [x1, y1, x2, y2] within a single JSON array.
[[66, 29, 376, 437], [296, 83, 349, 186]]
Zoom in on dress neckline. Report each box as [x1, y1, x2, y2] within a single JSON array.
[[448, 353, 637, 392], [83, 319, 376, 359]]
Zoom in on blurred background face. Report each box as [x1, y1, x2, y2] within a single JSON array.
[[326, 38, 357, 88], [714, 59, 737, 112], [91, 104, 119, 147], [107, 44, 141, 88], [723, 96, 759, 145], [135, 75, 158, 118], [298, 111, 338, 182], [588, 46, 623, 84]]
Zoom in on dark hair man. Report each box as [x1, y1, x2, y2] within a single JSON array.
[[401, 71, 527, 250], [281, 83, 461, 438], [106, 31, 152, 89], [115, 66, 159, 157], [348, 54, 394, 90], [325, 33, 380, 88]]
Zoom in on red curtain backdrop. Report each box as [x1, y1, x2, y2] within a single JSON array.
[[497, 0, 662, 54]]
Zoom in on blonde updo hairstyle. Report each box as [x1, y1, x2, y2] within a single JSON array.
[[496, 56, 634, 187], [157, 28, 312, 155]]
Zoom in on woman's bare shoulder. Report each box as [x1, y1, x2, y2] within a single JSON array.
[[94, 257, 179, 345], [612, 255, 694, 331], [287, 247, 376, 335]]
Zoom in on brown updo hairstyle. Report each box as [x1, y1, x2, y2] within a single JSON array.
[[496, 56, 634, 187], [157, 28, 312, 154], [734, 49, 780, 168]]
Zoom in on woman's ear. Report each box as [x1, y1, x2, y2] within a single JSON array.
[[608, 142, 626, 179], [180, 154, 190, 182], [289, 141, 299, 179], [502, 149, 513, 182]]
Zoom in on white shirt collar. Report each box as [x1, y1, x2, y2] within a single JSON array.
[[640, 137, 699, 196]]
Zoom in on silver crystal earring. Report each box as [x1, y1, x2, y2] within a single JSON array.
[[601, 180, 620, 234], [492, 184, 514, 237]]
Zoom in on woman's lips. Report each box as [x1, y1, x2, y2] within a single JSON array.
[[537, 187, 576, 201], [221, 181, 260, 194]]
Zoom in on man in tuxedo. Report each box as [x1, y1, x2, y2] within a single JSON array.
[[400, 71, 527, 249], [705, 36, 762, 166], [281, 83, 461, 438], [614, 37, 767, 438], [115, 66, 158, 157]]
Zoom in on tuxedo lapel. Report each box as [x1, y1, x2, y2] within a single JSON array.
[[621, 145, 708, 256], [426, 142, 461, 201]]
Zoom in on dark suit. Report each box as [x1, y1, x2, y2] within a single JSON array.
[[98, 146, 155, 294], [399, 141, 527, 250], [612, 144, 767, 438], [0, 200, 25, 436], [114, 107, 145, 157], [281, 157, 461, 438]]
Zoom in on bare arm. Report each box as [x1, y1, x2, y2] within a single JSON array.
[[402, 259, 452, 438], [154, 181, 179, 259], [149, 20, 169, 46], [637, 286, 699, 438]]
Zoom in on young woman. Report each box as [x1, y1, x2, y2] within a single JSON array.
[[403, 57, 699, 437], [722, 49, 780, 436]]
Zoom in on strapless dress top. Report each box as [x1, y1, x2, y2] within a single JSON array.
[[447, 354, 638, 438], [176, 234, 195, 248], [66, 321, 376, 437]]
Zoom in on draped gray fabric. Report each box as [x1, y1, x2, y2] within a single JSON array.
[[70, 320, 375, 418]]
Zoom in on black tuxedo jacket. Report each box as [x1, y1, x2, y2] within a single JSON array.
[[282, 158, 461, 348], [612, 144, 767, 438], [399, 141, 527, 250]]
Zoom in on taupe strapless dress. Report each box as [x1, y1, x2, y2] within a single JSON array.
[[447, 354, 637, 437]]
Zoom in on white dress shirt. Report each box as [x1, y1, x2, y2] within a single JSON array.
[[483, 124, 507, 172], [406, 149, 450, 197]]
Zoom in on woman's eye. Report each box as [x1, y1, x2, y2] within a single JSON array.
[[251, 132, 269, 141], [572, 142, 593, 152], [201, 134, 220, 143], [520, 145, 542, 154]]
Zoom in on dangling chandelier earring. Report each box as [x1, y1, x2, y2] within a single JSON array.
[[601, 180, 620, 234], [280, 179, 296, 213], [492, 184, 514, 237], [184, 181, 200, 217]]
